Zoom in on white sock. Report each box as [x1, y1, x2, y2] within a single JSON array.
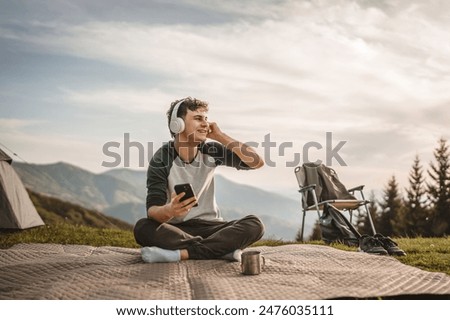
[[141, 247, 181, 263], [221, 249, 242, 262]]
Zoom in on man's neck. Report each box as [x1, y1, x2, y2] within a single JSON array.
[[174, 138, 200, 163]]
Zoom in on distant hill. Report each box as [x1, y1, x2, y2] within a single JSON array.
[[28, 189, 132, 230], [13, 162, 143, 210], [13, 162, 316, 240], [214, 175, 305, 240]]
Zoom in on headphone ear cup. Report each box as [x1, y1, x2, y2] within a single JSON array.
[[170, 117, 185, 134], [169, 99, 186, 135]]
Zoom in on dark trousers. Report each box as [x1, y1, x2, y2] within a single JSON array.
[[133, 215, 264, 260]]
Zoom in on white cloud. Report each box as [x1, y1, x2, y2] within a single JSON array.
[[61, 87, 175, 113], [0, 118, 44, 130], [1, 0, 450, 192], [0, 118, 100, 170], [7, 2, 450, 109]]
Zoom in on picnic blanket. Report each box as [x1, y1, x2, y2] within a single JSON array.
[[1, 243, 449, 299]]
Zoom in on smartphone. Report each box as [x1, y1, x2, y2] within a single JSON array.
[[174, 183, 198, 207]]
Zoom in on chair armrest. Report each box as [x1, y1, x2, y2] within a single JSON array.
[[348, 185, 365, 192], [298, 184, 316, 194]]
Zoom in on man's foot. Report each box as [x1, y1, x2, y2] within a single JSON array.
[[141, 247, 181, 263], [374, 234, 406, 256], [358, 235, 388, 255], [221, 249, 242, 262]]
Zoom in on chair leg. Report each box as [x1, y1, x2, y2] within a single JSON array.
[[310, 189, 321, 219], [300, 210, 306, 242], [299, 189, 321, 242], [359, 190, 376, 235]]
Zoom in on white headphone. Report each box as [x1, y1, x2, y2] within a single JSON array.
[[169, 99, 186, 135]]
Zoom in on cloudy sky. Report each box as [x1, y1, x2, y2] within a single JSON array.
[[1, 0, 449, 199]]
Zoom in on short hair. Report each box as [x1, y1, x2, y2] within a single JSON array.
[[166, 97, 209, 137]]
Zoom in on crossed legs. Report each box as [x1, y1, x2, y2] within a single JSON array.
[[133, 215, 264, 262]]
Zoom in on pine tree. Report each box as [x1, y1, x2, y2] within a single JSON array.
[[308, 220, 322, 241], [404, 155, 431, 236], [427, 138, 450, 236], [295, 219, 321, 242], [378, 175, 404, 236]]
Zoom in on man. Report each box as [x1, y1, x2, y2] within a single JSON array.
[[134, 97, 265, 263]]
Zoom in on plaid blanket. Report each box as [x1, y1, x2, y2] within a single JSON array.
[[1, 243, 449, 299]]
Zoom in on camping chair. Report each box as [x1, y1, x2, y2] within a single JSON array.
[[294, 162, 376, 241]]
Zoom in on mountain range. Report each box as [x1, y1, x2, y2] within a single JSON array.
[[27, 189, 132, 230], [13, 162, 316, 240]]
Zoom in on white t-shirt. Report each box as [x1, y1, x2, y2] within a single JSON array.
[[146, 141, 251, 223]]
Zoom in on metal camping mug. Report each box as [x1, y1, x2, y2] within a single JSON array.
[[241, 250, 265, 275]]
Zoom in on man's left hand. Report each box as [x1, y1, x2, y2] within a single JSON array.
[[206, 122, 224, 141]]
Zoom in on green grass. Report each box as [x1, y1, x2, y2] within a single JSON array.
[[252, 237, 450, 276], [395, 237, 450, 275], [0, 223, 139, 249], [1, 224, 449, 275]]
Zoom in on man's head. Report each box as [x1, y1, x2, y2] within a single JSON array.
[[167, 97, 209, 138]]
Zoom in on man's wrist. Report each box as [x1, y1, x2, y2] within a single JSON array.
[[148, 204, 173, 222], [162, 204, 174, 221]]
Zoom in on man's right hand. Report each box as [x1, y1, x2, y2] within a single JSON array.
[[167, 192, 198, 218], [147, 192, 198, 223]]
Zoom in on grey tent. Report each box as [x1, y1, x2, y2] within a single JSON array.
[[0, 148, 44, 229]]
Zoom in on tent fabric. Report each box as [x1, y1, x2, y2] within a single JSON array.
[[0, 148, 12, 164], [1, 243, 449, 299], [0, 149, 44, 229]]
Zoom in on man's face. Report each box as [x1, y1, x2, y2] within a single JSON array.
[[179, 107, 209, 143]]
